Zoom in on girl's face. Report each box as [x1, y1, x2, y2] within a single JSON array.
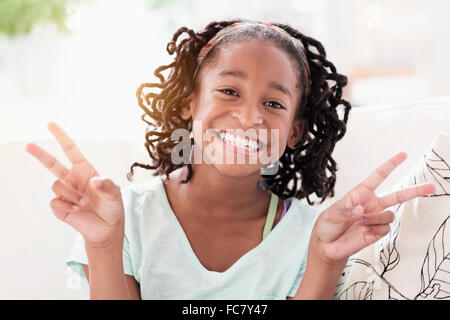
[[181, 38, 304, 178]]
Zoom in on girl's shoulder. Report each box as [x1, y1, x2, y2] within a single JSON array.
[[291, 197, 321, 215], [119, 175, 166, 220], [284, 197, 321, 227], [121, 175, 164, 196], [120, 175, 169, 231]]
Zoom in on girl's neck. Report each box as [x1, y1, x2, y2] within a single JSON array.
[[164, 163, 270, 222]]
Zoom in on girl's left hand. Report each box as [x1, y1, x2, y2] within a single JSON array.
[[311, 152, 435, 264]]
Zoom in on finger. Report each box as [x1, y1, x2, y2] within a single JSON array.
[[51, 179, 89, 207], [379, 183, 435, 210], [326, 204, 365, 225], [25, 143, 70, 180], [49, 197, 101, 234], [47, 122, 87, 165], [90, 177, 122, 202], [317, 205, 365, 243], [358, 210, 395, 226], [50, 197, 80, 222], [360, 152, 407, 191], [361, 224, 391, 236], [361, 224, 391, 245]]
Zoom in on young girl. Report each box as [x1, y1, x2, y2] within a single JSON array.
[[25, 19, 435, 300]]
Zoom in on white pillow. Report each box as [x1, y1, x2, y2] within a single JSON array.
[[335, 131, 450, 300]]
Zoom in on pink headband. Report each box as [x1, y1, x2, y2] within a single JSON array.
[[192, 21, 311, 87]]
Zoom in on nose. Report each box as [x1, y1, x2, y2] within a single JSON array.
[[231, 104, 263, 128]]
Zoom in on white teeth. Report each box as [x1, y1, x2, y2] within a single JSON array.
[[217, 131, 260, 152]]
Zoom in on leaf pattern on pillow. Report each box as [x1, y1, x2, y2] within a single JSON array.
[[338, 281, 374, 300], [377, 203, 402, 276], [337, 258, 409, 300], [423, 149, 450, 196], [334, 263, 355, 298], [415, 215, 450, 300]]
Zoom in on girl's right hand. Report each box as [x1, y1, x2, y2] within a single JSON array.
[[25, 122, 125, 248]]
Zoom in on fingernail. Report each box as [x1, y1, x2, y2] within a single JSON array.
[[71, 205, 79, 211], [79, 197, 87, 205], [91, 177, 103, 188]]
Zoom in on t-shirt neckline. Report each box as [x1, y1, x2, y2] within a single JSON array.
[[155, 176, 300, 279]]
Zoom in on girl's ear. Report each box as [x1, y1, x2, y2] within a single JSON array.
[[180, 92, 196, 121], [287, 119, 303, 149]]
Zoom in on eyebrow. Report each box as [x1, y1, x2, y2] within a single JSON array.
[[217, 70, 292, 99]]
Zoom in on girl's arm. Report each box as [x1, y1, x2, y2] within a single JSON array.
[[84, 242, 132, 300], [25, 123, 138, 299], [82, 264, 141, 299]]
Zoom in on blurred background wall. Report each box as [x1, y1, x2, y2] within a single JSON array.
[[1, 0, 449, 143]]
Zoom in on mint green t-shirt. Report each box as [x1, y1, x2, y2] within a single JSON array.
[[66, 176, 320, 299]]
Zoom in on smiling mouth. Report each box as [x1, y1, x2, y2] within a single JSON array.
[[212, 129, 266, 152]]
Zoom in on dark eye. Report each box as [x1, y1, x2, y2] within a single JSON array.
[[219, 88, 239, 96], [264, 101, 285, 110], [219, 89, 285, 110]]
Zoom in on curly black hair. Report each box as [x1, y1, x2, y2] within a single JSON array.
[[127, 19, 352, 205]]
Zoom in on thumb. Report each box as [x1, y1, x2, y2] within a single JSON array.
[[90, 177, 122, 202]]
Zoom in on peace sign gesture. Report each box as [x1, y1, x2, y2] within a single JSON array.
[[25, 122, 125, 248], [312, 152, 435, 264]]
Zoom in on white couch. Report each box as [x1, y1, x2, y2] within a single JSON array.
[[1, 95, 450, 299]]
